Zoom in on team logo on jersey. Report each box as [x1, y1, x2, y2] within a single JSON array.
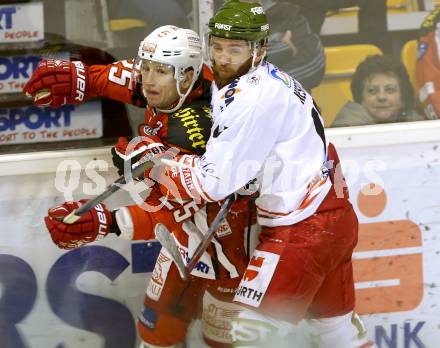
[[269, 67, 291, 88], [139, 121, 162, 136], [247, 73, 260, 86]]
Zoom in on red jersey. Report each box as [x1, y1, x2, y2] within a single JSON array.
[[87, 59, 255, 279], [417, 9, 440, 120]]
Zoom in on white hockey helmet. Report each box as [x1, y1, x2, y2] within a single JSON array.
[[134, 25, 203, 113]]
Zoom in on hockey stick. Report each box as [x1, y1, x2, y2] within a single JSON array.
[[63, 158, 154, 224], [185, 194, 234, 277], [155, 223, 187, 280], [62, 144, 181, 224]]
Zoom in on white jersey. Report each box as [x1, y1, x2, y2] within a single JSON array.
[[176, 61, 332, 226]]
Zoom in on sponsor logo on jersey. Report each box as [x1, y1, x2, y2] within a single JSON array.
[[172, 107, 208, 150], [269, 67, 291, 88], [182, 167, 196, 192], [194, 260, 210, 274], [182, 248, 210, 275], [234, 250, 279, 307], [215, 23, 232, 31], [235, 286, 264, 303], [221, 79, 240, 107], [270, 67, 306, 104]]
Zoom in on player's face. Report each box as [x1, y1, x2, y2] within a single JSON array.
[[362, 73, 403, 122], [141, 60, 180, 109], [210, 36, 254, 89]]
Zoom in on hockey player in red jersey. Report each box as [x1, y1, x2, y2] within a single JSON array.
[[24, 25, 257, 348], [127, 2, 376, 348]]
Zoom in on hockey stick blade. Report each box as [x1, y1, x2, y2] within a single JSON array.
[[63, 158, 154, 224], [155, 223, 187, 280], [185, 194, 234, 277]]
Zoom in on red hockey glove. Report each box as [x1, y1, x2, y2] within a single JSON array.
[[23, 59, 90, 107], [44, 200, 112, 249], [111, 135, 168, 177]]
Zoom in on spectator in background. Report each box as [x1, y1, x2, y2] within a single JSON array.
[[288, 0, 389, 53], [262, 0, 325, 91], [416, 7, 440, 120], [214, 0, 325, 91], [332, 54, 424, 127], [107, 0, 190, 56]]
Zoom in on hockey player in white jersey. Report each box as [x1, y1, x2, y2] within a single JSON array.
[[144, 1, 376, 347]]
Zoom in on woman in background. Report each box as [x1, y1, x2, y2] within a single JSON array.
[[332, 54, 425, 127]]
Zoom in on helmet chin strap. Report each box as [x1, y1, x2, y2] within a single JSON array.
[[155, 83, 188, 113], [156, 61, 203, 113], [249, 41, 266, 73]]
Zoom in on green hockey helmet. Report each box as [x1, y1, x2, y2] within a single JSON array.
[[208, 0, 270, 42]]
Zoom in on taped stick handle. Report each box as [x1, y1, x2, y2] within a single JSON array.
[[185, 194, 234, 276], [63, 159, 153, 224]]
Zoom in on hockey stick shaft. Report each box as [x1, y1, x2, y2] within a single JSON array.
[[63, 159, 154, 224], [155, 223, 187, 280], [185, 194, 234, 276]]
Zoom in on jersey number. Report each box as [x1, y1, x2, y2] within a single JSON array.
[[312, 100, 326, 152], [108, 60, 133, 88]]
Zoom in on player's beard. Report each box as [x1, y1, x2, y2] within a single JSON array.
[[213, 57, 253, 90]]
